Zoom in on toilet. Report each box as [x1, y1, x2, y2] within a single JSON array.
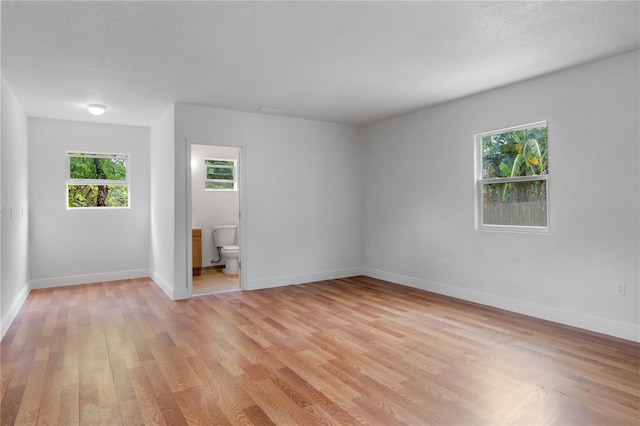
[[212, 225, 239, 275]]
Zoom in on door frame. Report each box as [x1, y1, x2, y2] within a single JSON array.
[[186, 141, 245, 297]]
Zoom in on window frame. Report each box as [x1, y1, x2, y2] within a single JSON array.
[[66, 151, 130, 209], [474, 121, 549, 233], [204, 158, 237, 191]]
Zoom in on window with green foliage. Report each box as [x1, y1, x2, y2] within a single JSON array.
[[67, 152, 129, 208], [205, 158, 236, 191], [476, 122, 548, 231]]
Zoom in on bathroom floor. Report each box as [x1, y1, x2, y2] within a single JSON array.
[[193, 267, 240, 295]]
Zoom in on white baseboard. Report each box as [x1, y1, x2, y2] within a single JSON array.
[[1, 283, 30, 340], [150, 271, 191, 300], [362, 267, 640, 343], [151, 271, 173, 299], [172, 281, 190, 300], [30, 269, 150, 289], [246, 267, 362, 291]]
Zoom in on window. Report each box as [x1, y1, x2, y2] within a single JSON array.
[[475, 122, 548, 232], [205, 158, 237, 191], [67, 152, 129, 208]]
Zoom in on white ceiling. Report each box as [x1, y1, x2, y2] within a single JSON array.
[[2, 1, 639, 127]]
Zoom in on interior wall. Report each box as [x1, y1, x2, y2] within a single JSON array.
[[362, 50, 640, 341], [191, 144, 240, 268], [175, 104, 364, 293], [1, 0, 3, 334], [29, 118, 151, 288], [1, 76, 29, 339], [150, 105, 176, 297]]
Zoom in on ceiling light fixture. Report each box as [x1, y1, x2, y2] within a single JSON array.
[[87, 104, 107, 116]]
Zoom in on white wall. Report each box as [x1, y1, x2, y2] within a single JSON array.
[[150, 106, 176, 297], [29, 118, 151, 288], [362, 51, 640, 341], [175, 104, 364, 292], [1, 76, 29, 339], [191, 144, 240, 268]]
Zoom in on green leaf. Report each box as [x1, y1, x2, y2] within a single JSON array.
[[499, 162, 511, 177]]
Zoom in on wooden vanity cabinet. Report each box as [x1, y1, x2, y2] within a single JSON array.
[[192, 228, 202, 276]]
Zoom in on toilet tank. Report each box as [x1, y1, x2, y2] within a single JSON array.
[[212, 225, 237, 247]]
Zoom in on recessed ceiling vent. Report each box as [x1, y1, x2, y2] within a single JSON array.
[[258, 106, 281, 114]]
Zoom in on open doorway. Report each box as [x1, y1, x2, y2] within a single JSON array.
[[190, 144, 241, 295]]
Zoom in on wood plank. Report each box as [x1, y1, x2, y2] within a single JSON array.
[[14, 359, 48, 425], [1, 384, 25, 426], [129, 365, 166, 426], [141, 359, 188, 425], [56, 383, 80, 426]]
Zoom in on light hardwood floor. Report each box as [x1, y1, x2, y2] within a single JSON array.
[[193, 268, 240, 295], [1, 276, 638, 425]]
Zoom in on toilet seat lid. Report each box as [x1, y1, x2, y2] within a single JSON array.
[[222, 245, 239, 251]]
